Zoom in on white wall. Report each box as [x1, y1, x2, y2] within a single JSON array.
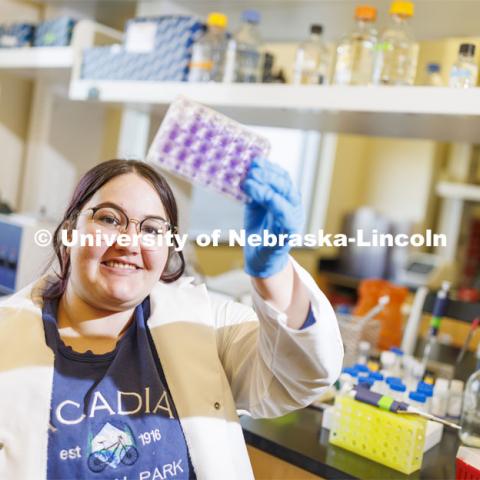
[[325, 135, 441, 235], [21, 92, 108, 220], [0, 75, 32, 209], [363, 139, 439, 223], [0, 0, 40, 22], [0, 1, 40, 210]]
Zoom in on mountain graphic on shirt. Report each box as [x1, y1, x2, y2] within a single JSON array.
[[88, 421, 138, 471]]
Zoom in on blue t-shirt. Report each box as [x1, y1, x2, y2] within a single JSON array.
[[42, 296, 195, 480]]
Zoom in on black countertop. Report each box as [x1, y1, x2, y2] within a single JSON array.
[[241, 406, 459, 480], [241, 342, 471, 479]]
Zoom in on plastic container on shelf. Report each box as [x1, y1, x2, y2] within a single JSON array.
[[425, 63, 443, 86], [228, 10, 263, 83], [188, 12, 229, 82], [293, 24, 331, 85], [449, 43, 478, 89], [353, 279, 408, 350], [333, 5, 378, 85], [147, 97, 270, 202], [372, 1, 418, 85]]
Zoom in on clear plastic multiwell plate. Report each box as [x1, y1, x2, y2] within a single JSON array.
[[147, 97, 271, 202]]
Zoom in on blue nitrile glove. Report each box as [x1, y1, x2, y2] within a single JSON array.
[[241, 157, 304, 278]]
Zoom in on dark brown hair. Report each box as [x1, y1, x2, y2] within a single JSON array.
[[43, 159, 185, 299]]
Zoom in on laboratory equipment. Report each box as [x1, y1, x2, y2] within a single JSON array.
[[425, 63, 443, 86], [448, 380, 464, 419], [408, 391, 427, 411], [386, 376, 402, 386], [188, 12, 229, 82], [421, 281, 451, 371], [333, 5, 378, 85], [353, 279, 407, 350], [337, 302, 382, 366], [456, 317, 480, 365], [432, 378, 449, 418], [147, 97, 271, 202], [353, 363, 370, 374], [357, 340, 371, 365], [349, 387, 460, 429], [402, 286, 429, 355], [322, 401, 444, 453], [460, 365, 480, 446], [0, 214, 55, 295], [341, 367, 359, 386], [372, 1, 418, 85], [389, 382, 407, 402], [230, 10, 262, 83], [450, 43, 478, 89], [396, 252, 454, 289], [293, 24, 330, 85], [457, 446, 480, 479], [417, 383, 433, 413], [330, 392, 426, 474], [381, 350, 398, 376]]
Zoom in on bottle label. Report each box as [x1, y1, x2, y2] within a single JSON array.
[[189, 60, 213, 71], [375, 42, 393, 52], [451, 68, 473, 79]]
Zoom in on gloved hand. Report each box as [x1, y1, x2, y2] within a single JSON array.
[[241, 157, 304, 278]]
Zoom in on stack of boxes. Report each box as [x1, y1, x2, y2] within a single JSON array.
[[81, 16, 204, 82], [0, 23, 34, 48], [0, 16, 75, 48], [33, 17, 75, 47]]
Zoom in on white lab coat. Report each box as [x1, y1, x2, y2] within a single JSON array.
[[0, 258, 343, 479]]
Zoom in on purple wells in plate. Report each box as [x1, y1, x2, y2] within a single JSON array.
[[146, 97, 271, 202]]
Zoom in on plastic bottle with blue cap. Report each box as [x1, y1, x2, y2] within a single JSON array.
[[408, 391, 427, 411], [389, 382, 407, 402], [417, 382, 433, 413], [229, 10, 263, 83]]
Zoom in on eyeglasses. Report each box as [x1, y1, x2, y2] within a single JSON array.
[[78, 203, 176, 249]]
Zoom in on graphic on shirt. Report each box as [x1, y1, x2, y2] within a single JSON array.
[[43, 296, 196, 479], [87, 421, 139, 473]]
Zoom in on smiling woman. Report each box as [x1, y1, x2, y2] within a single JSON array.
[[0, 158, 343, 480]]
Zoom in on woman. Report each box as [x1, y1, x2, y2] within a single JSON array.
[[0, 158, 343, 479]]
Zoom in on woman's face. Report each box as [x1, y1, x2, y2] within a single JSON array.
[[67, 173, 170, 311]]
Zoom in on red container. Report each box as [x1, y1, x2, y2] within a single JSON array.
[[456, 458, 480, 480]]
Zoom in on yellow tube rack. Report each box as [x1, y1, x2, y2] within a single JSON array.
[[329, 395, 427, 474]]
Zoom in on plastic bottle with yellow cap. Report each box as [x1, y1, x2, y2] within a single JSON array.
[[333, 5, 378, 85], [372, 1, 418, 85], [188, 12, 229, 82]]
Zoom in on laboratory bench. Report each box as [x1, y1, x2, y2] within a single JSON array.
[[240, 405, 459, 480], [241, 342, 477, 480]]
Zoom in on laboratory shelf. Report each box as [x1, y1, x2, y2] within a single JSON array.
[[0, 47, 73, 78], [68, 82, 480, 141], [436, 181, 480, 202]]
